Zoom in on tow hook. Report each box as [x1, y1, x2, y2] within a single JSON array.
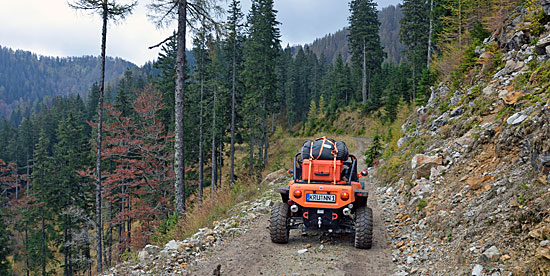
[[318, 217, 322, 228]]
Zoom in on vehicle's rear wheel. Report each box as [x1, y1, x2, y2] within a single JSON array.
[[354, 206, 373, 249], [270, 202, 290, 243]]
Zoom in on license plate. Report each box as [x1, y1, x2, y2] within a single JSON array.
[[306, 193, 336, 203]]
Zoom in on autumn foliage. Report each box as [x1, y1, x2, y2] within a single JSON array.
[[101, 84, 174, 251]]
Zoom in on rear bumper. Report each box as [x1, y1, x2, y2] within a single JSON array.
[[289, 206, 354, 233]]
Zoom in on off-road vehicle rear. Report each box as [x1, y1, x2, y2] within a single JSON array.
[[269, 137, 373, 249]]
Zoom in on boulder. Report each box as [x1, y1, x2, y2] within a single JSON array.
[[411, 154, 443, 179], [505, 31, 526, 50]]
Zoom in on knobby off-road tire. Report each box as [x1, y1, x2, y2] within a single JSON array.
[[270, 202, 290, 244], [354, 206, 373, 249]]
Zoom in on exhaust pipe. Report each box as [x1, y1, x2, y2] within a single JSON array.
[[342, 208, 351, 216], [290, 205, 299, 213]]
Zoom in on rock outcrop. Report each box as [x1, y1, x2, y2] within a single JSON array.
[[375, 3, 550, 275]]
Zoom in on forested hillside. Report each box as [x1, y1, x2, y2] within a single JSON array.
[[304, 5, 404, 64], [0, 46, 138, 119]]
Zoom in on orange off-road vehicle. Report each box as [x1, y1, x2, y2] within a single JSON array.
[[270, 137, 373, 249]]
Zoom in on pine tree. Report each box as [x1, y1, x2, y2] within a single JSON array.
[[400, 0, 430, 101], [225, 0, 244, 187], [348, 0, 385, 104], [153, 33, 177, 131], [31, 130, 54, 276], [52, 112, 91, 276], [243, 0, 281, 168]]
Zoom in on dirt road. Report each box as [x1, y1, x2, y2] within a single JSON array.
[[186, 138, 395, 276]]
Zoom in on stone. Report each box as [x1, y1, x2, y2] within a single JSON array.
[[450, 106, 464, 117], [450, 94, 462, 107], [540, 240, 549, 247], [542, 0, 550, 15], [537, 247, 550, 260], [456, 130, 474, 147], [482, 85, 495, 96], [515, 61, 525, 71], [165, 240, 180, 251], [536, 34, 550, 55], [395, 240, 405, 248], [264, 199, 272, 207], [502, 91, 522, 105], [411, 182, 433, 197], [297, 249, 308, 254], [138, 250, 150, 264], [206, 235, 216, 243], [431, 112, 449, 131], [482, 246, 501, 261], [540, 154, 550, 167], [506, 112, 528, 125], [504, 59, 517, 73], [144, 244, 161, 255], [412, 154, 443, 179], [466, 176, 494, 190], [407, 255, 414, 264], [506, 31, 526, 50], [472, 264, 484, 276]]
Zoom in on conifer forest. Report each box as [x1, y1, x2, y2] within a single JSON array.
[[1, 0, 545, 275]]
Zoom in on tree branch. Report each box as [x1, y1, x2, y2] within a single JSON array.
[[148, 34, 176, 49]]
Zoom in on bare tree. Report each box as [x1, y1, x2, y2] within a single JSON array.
[[148, 0, 222, 217], [68, 0, 136, 273]]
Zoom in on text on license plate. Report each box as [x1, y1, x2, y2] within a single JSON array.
[[306, 193, 336, 203]]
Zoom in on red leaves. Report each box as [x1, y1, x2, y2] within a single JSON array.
[[101, 84, 174, 251]]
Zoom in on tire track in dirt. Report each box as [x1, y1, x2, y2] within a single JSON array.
[[186, 137, 395, 276]]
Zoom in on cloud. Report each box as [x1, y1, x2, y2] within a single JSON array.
[[0, 0, 401, 66]]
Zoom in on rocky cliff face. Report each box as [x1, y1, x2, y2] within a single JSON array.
[[376, 2, 550, 275]]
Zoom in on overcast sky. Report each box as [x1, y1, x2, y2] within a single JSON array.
[[0, 0, 401, 66]]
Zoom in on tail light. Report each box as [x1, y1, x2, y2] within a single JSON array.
[[293, 189, 302, 198], [341, 192, 350, 201]]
